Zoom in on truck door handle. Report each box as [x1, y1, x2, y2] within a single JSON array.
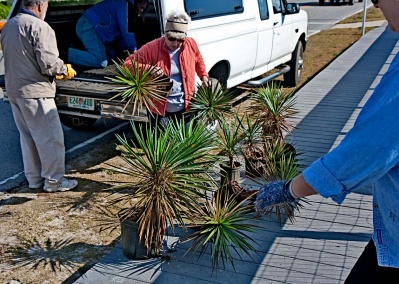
[[274, 21, 279, 26]]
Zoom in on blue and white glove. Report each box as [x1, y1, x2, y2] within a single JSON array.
[[255, 180, 297, 212]]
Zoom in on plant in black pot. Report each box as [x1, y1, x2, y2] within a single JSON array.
[[215, 115, 244, 194], [238, 113, 265, 178], [181, 185, 260, 273], [106, 56, 173, 117], [254, 138, 306, 224], [104, 118, 219, 259], [247, 81, 298, 143], [188, 80, 236, 131]]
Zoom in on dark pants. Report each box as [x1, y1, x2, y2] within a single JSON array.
[[148, 109, 193, 130], [345, 239, 399, 283]]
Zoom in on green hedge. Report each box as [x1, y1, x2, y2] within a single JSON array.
[[0, 3, 10, 20]]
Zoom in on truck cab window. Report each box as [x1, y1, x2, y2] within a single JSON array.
[[257, 0, 269, 20], [184, 0, 244, 20], [272, 0, 285, 14]]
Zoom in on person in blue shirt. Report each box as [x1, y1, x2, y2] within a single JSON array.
[[68, 0, 148, 68], [255, 0, 399, 282]]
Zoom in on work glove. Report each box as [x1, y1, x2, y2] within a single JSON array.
[[56, 64, 77, 80], [254, 180, 296, 213]]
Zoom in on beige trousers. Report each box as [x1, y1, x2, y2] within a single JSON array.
[[9, 97, 65, 186]]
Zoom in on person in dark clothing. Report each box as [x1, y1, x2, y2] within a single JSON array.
[[68, 0, 149, 68]]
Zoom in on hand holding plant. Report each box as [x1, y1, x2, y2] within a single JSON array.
[[255, 180, 296, 212]]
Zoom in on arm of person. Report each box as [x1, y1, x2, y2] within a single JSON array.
[[191, 38, 208, 80], [201, 75, 209, 87], [34, 23, 66, 76], [290, 175, 318, 198], [123, 39, 164, 76]]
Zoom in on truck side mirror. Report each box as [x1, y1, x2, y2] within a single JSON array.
[[285, 3, 300, 14]]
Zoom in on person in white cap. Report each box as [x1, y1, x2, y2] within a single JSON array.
[[124, 9, 209, 128]]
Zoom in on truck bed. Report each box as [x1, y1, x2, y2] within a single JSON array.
[[0, 67, 120, 99]]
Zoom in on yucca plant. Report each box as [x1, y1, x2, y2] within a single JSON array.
[[181, 187, 260, 273], [248, 81, 298, 141], [237, 113, 265, 177], [215, 115, 245, 195], [239, 113, 264, 159], [216, 115, 243, 169], [104, 118, 219, 256], [254, 138, 306, 224], [106, 56, 172, 116], [188, 80, 236, 127]]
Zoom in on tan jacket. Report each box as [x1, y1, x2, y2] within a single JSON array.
[[1, 11, 66, 98]]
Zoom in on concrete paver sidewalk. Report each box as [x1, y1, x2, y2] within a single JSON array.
[[73, 23, 399, 283]]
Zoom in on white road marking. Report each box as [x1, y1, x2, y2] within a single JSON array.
[[0, 121, 129, 186]]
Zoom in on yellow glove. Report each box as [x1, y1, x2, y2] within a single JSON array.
[[64, 64, 77, 80], [55, 64, 77, 80]]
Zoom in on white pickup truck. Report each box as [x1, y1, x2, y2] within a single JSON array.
[[1, 0, 308, 129]]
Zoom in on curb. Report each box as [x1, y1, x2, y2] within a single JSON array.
[[332, 20, 386, 29]]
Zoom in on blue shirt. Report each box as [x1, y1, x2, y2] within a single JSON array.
[[303, 52, 399, 268], [83, 0, 137, 51]]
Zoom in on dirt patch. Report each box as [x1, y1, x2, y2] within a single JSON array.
[[0, 137, 130, 284]]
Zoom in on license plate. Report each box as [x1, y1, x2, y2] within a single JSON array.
[[68, 96, 94, 110]]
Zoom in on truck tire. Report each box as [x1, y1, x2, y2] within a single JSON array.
[[59, 114, 97, 130], [319, 0, 325, 5], [283, 41, 304, 87], [349, 0, 354, 5], [208, 62, 228, 87]]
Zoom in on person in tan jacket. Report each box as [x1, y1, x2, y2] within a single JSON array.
[[1, 0, 78, 192]]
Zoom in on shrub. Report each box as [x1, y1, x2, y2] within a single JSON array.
[[0, 3, 9, 20]]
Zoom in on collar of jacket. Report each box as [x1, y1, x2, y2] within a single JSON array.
[[18, 8, 38, 18]]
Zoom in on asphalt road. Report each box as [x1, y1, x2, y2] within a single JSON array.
[[0, 0, 374, 191], [298, 0, 372, 35]]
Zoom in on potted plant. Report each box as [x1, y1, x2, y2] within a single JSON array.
[[247, 81, 298, 142], [238, 113, 265, 177], [254, 138, 305, 224], [106, 56, 173, 117], [104, 118, 219, 258], [215, 114, 244, 193], [188, 80, 236, 131], [181, 185, 260, 273]]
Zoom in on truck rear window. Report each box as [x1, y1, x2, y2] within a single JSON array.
[[184, 0, 244, 20]]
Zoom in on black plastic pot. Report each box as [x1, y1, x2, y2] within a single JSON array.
[[220, 161, 241, 192], [120, 219, 148, 260]]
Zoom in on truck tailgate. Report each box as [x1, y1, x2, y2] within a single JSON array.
[[0, 67, 121, 99]]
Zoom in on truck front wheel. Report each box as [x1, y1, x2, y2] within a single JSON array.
[[59, 114, 98, 130], [319, 0, 325, 5], [283, 41, 304, 87]]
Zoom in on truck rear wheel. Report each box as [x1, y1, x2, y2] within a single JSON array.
[[283, 41, 304, 87], [59, 114, 98, 130], [208, 62, 228, 87], [319, 0, 325, 5]]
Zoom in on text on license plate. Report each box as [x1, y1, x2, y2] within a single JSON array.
[[68, 96, 95, 110]]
